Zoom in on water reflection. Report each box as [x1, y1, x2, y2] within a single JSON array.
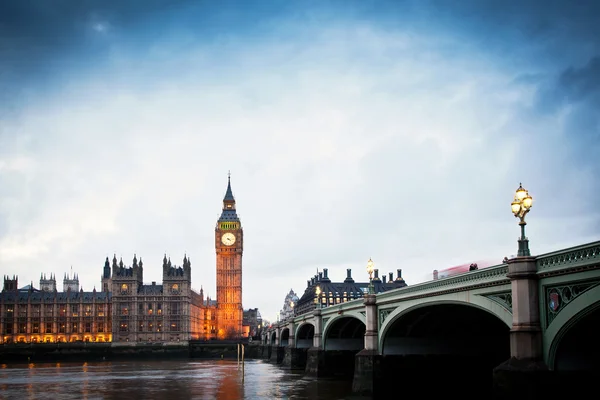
[[0, 360, 355, 400]]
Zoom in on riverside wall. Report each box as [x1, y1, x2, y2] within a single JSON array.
[[0, 342, 267, 363]]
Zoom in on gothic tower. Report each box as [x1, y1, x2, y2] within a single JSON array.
[[40, 273, 57, 292], [101, 257, 111, 293], [162, 254, 192, 340], [63, 271, 79, 292], [110, 254, 144, 342], [215, 174, 243, 339]]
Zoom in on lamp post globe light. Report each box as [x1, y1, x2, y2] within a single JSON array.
[[511, 183, 533, 256], [315, 286, 321, 309], [366, 258, 375, 295]]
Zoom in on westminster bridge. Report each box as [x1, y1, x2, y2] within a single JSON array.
[[261, 240, 600, 397]]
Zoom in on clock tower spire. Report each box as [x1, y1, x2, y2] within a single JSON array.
[[215, 173, 243, 339]]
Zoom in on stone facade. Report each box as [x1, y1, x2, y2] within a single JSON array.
[[108, 254, 217, 343]]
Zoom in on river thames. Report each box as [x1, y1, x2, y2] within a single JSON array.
[[0, 359, 362, 400]]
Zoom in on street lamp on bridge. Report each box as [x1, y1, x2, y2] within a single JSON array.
[[315, 286, 321, 309], [511, 183, 533, 257], [366, 258, 375, 295]]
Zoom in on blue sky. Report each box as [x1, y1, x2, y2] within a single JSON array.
[[1, 0, 599, 323]]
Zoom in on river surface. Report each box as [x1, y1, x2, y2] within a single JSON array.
[[0, 359, 361, 400]]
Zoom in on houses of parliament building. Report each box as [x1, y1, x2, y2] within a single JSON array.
[[0, 177, 244, 344]]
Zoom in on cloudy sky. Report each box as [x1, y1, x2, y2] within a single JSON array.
[[1, 0, 599, 323]]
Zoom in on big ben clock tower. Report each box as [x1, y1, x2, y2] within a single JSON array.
[[215, 173, 243, 339]]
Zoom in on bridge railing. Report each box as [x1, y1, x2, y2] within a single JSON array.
[[536, 240, 600, 274], [376, 263, 510, 302]]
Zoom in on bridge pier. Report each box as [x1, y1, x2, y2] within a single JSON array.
[[275, 346, 285, 364], [352, 294, 379, 395], [258, 344, 268, 359], [493, 255, 549, 397], [352, 350, 381, 395], [282, 346, 307, 370], [267, 345, 275, 362], [306, 348, 358, 378], [305, 348, 326, 376], [288, 321, 295, 348], [305, 308, 324, 376]]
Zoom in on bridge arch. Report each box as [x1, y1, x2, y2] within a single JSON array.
[[380, 299, 510, 354], [378, 298, 511, 391], [280, 327, 290, 347], [322, 314, 365, 351], [270, 330, 277, 345], [546, 283, 600, 370], [295, 322, 314, 349], [379, 294, 512, 349]]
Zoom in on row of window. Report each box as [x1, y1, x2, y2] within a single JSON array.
[[3, 322, 107, 334], [118, 302, 181, 316], [2, 304, 108, 317], [4, 336, 111, 344], [119, 283, 182, 295], [314, 296, 362, 305], [119, 321, 180, 332]]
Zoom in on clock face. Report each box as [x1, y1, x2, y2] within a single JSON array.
[[221, 232, 236, 246]]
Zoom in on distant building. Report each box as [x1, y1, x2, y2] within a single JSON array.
[[279, 289, 299, 322], [294, 267, 407, 316], [0, 176, 251, 344], [243, 308, 262, 338]]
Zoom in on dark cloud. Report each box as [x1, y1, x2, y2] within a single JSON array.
[[426, 0, 600, 49], [0, 0, 194, 112], [559, 57, 600, 104], [2, 0, 599, 111], [0, 0, 191, 46], [536, 56, 600, 144]]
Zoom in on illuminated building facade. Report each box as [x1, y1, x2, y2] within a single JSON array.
[[0, 176, 247, 344], [0, 274, 112, 344]]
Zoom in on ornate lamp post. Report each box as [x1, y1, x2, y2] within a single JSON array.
[[511, 183, 533, 256], [289, 301, 294, 320], [366, 258, 375, 295], [315, 286, 321, 309]]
